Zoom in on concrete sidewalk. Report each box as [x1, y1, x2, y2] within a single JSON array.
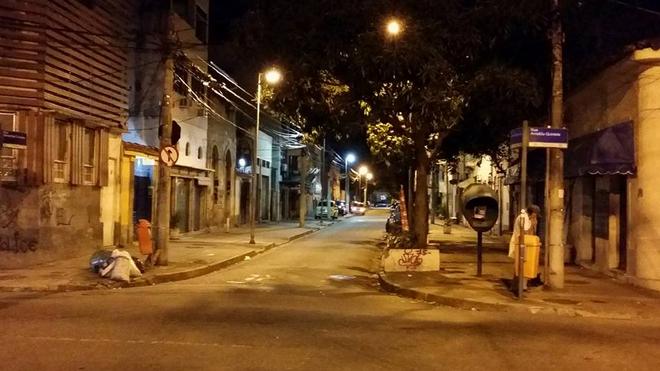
[[380, 223, 660, 320], [0, 221, 333, 293]]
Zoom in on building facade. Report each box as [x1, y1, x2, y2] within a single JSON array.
[[564, 47, 660, 291], [0, 0, 132, 267]]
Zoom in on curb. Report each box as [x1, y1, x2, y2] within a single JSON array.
[[377, 248, 639, 320], [0, 226, 326, 294]]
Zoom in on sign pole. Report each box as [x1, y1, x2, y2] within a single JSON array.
[[477, 231, 483, 276], [518, 120, 529, 299]]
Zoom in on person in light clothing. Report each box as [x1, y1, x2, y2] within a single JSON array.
[[509, 205, 541, 290]]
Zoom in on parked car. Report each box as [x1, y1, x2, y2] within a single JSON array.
[[374, 201, 390, 208], [351, 201, 367, 216], [335, 200, 347, 216], [315, 200, 339, 219]]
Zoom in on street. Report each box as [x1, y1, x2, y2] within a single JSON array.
[[1, 211, 659, 371]]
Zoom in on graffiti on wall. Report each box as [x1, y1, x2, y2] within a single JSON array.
[[0, 204, 37, 253], [397, 249, 430, 271]]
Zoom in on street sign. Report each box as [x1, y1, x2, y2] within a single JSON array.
[[160, 145, 179, 167], [0, 130, 27, 150], [511, 127, 568, 149]]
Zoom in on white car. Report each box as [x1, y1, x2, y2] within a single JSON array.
[[315, 200, 339, 219], [351, 201, 367, 216]]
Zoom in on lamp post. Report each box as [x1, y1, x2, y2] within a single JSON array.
[[345, 153, 356, 213], [250, 68, 282, 245], [364, 172, 373, 205], [358, 166, 368, 202]]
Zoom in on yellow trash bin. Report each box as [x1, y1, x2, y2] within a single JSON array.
[[514, 235, 541, 279]]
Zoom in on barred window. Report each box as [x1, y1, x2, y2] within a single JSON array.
[[0, 112, 17, 182]]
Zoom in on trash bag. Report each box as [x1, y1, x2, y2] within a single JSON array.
[[89, 250, 113, 273], [132, 257, 146, 274], [99, 249, 143, 282]]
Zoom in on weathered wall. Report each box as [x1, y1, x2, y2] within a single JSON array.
[[565, 48, 660, 290], [1, 184, 102, 268]]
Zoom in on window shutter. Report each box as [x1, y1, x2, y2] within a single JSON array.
[[97, 129, 108, 186], [71, 123, 84, 185], [42, 113, 55, 184]]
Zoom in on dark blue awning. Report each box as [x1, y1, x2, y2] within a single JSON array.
[[565, 121, 635, 178]]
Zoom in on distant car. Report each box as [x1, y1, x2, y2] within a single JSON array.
[[374, 201, 390, 208], [315, 200, 339, 219], [335, 200, 347, 216], [351, 201, 367, 216]]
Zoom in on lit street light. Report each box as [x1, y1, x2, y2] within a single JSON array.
[[386, 19, 402, 37], [364, 173, 373, 205], [250, 67, 282, 245], [357, 166, 369, 202], [345, 153, 356, 213]]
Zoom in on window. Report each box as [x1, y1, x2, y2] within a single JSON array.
[[185, 142, 190, 156], [197, 146, 203, 159], [195, 6, 207, 43], [0, 113, 18, 181], [82, 128, 95, 184], [53, 120, 70, 182]]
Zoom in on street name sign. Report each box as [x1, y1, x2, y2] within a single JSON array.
[[160, 145, 179, 167], [0, 130, 27, 150], [511, 127, 568, 149]]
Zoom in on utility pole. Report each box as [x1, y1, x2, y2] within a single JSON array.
[[547, 0, 565, 288], [299, 152, 307, 227], [250, 73, 263, 244], [320, 138, 326, 224], [155, 9, 174, 265], [430, 164, 437, 225]]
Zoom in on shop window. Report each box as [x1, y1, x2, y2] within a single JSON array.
[[0, 112, 17, 182], [53, 120, 70, 182]]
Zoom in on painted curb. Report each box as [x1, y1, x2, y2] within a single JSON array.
[[377, 247, 641, 320], [0, 225, 328, 294]]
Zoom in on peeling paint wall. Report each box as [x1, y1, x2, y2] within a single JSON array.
[[1, 184, 102, 268]]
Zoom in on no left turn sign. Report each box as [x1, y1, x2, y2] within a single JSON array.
[[160, 145, 179, 167]]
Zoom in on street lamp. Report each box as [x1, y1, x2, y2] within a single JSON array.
[[386, 19, 403, 37], [250, 67, 282, 244], [345, 153, 356, 213], [358, 166, 369, 202], [364, 172, 373, 205]]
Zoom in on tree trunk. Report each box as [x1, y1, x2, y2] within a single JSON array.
[[412, 149, 430, 248]]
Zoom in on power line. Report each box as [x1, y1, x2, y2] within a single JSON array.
[[607, 0, 660, 17]]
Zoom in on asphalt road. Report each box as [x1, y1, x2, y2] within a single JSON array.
[[1, 211, 659, 370]]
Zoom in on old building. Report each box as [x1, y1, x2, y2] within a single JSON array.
[[0, 0, 132, 267], [122, 0, 212, 241], [564, 46, 660, 291]]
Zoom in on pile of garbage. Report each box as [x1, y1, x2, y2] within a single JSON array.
[[90, 249, 144, 283]]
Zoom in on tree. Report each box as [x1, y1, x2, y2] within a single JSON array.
[[218, 0, 547, 246]]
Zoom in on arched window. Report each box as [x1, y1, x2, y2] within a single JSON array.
[[185, 142, 190, 156], [197, 146, 203, 159]]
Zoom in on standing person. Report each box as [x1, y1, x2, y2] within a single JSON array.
[[508, 205, 541, 290]]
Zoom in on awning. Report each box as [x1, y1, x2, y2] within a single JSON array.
[[565, 121, 635, 178]]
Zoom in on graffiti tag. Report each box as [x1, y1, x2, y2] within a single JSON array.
[[0, 231, 38, 253], [397, 248, 430, 271]]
